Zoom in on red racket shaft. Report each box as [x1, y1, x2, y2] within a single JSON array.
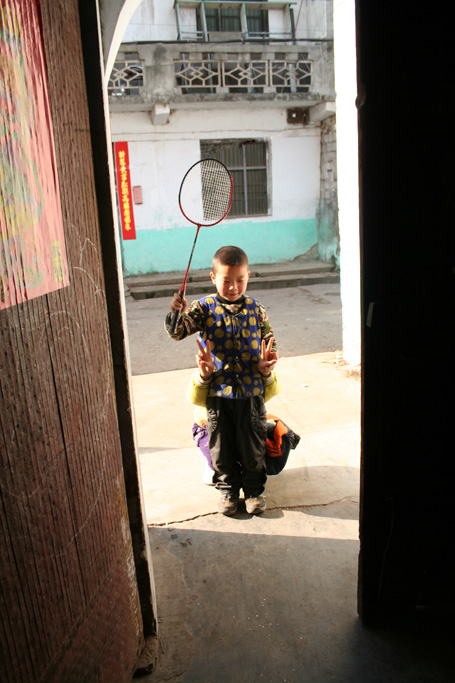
[[168, 225, 201, 334]]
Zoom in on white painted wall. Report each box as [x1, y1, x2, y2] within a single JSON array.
[[333, 0, 360, 366], [295, 0, 333, 40], [271, 130, 320, 219], [122, 2, 176, 41], [110, 107, 321, 233]]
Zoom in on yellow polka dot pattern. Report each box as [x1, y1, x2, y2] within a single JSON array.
[[200, 294, 264, 399]]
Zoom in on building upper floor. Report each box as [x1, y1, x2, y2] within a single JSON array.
[[108, 0, 334, 118], [120, 1, 333, 44]]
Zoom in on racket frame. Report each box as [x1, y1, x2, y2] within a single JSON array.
[[168, 158, 233, 334]]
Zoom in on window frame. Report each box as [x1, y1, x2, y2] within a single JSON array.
[[195, 2, 269, 40], [200, 139, 270, 218]]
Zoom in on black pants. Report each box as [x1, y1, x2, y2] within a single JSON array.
[[206, 395, 267, 498]]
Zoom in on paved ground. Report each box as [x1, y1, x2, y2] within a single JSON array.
[[125, 281, 343, 375], [133, 352, 360, 525], [127, 283, 453, 682]]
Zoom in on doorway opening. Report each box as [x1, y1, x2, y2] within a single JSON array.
[[102, 0, 363, 675], [113, 0, 360, 527]]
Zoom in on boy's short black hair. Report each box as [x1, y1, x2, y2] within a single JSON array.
[[212, 246, 249, 272]]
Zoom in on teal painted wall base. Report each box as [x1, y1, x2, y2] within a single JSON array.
[[120, 219, 317, 275]]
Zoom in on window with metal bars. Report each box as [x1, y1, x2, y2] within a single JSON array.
[[196, 4, 269, 37], [201, 140, 268, 217], [246, 7, 269, 37]]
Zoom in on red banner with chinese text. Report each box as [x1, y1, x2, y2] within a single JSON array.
[[114, 142, 136, 240], [0, 0, 69, 310]]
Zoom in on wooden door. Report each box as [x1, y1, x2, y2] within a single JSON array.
[[0, 1, 144, 680]]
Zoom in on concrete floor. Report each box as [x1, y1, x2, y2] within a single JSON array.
[[131, 353, 454, 682], [128, 282, 453, 682]]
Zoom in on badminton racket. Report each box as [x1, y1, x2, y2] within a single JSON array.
[[168, 158, 233, 334]]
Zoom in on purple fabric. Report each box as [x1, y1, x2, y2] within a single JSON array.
[[192, 423, 213, 469]]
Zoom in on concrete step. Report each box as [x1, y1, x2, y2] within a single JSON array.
[[125, 260, 339, 300]]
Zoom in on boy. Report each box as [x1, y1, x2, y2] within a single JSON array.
[[187, 347, 281, 486], [165, 245, 278, 515]]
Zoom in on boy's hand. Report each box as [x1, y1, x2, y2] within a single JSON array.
[[170, 292, 188, 313], [196, 338, 214, 380], [258, 338, 278, 376]]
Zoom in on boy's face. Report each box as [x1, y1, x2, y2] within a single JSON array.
[[210, 263, 250, 302]]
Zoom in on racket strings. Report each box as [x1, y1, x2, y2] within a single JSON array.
[[180, 159, 232, 225]]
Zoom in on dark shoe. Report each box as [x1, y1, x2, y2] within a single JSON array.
[[245, 495, 266, 515], [218, 493, 238, 516]]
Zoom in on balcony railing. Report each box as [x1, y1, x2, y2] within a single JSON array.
[[175, 1, 296, 42], [108, 60, 144, 97], [108, 56, 312, 99], [106, 30, 339, 110], [174, 57, 311, 94]]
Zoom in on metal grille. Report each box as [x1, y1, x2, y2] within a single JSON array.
[[201, 140, 268, 217], [108, 61, 144, 97], [175, 58, 312, 93]]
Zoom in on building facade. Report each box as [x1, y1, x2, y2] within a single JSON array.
[[108, 0, 337, 275]]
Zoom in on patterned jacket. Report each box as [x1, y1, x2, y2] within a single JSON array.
[[166, 293, 276, 400]]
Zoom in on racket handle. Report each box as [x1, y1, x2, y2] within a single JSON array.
[[168, 308, 180, 335]]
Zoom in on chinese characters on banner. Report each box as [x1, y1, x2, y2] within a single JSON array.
[[0, 0, 69, 310], [114, 141, 136, 240]]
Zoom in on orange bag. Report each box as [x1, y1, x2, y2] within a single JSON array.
[[265, 414, 300, 475]]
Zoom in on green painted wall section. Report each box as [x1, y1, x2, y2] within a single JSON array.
[[120, 219, 317, 275]]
